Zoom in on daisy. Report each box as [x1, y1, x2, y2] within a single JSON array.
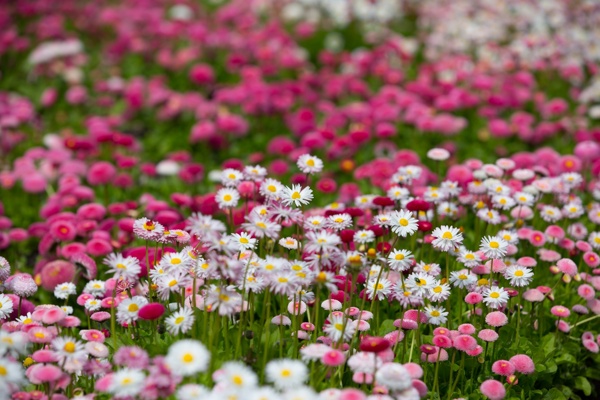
[[387, 186, 410, 201], [326, 213, 353, 230], [540, 206, 562, 223], [428, 282, 451, 302], [353, 229, 375, 244], [83, 280, 106, 297], [441, 181, 461, 197], [220, 168, 244, 187], [108, 368, 146, 397], [492, 195, 515, 210], [424, 306, 448, 325], [165, 340, 210, 376], [324, 311, 355, 341], [387, 249, 414, 272], [260, 178, 284, 200], [0, 294, 14, 319], [84, 298, 102, 312], [205, 285, 242, 316], [0, 358, 24, 392], [243, 215, 281, 240], [477, 208, 501, 225], [281, 185, 313, 207], [405, 272, 435, 296], [504, 266, 534, 287], [431, 225, 463, 252], [457, 249, 481, 268], [215, 187, 240, 209], [562, 202, 584, 219], [116, 296, 148, 324], [104, 253, 141, 281], [159, 251, 192, 272], [394, 287, 423, 308], [231, 232, 258, 251], [53, 282, 77, 299], [437, 201, 458, 218], [449, 270, 477, 289], [497, 230, 518, 244], [513, 192, 534, 206], [215, 361, 258, 390], [589, 232, 600, 249], [244, 165, 267, 181], [279, 237, 299, 250], [366, 277, 392, 300], [165, 307, 195, 335], [389, 210, 419, 237], [304, 231, 341, 253], [266, 359, 308, 390], [483, 287, 509, 309], [414, 261, 441, 276], [186, 213, 226, 241], [303, 215, 326, 230], [133, 217, 165, 240], [51, 336, 87, 363], [480, 236, 509, 259], [157, 271, 192, 300], [373, 213, 392, 227], [297, 154, 323, 174], [354, 195, 376, 209], [269, 272, 299, 296]]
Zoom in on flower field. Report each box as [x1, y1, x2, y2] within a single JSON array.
[[1, 0, 600, 399]]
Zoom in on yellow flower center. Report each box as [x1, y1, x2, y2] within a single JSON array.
[[220, 294, 230, 302], [128, 304, 139, 312], [168, 279, 178, 287], [433, 286, 442, 293], [442, 232, 453, 239], [183, 353, 193, 363], [223, 194, 232, 202], [267, 185, 276, 192], [171, 258, 181, 265], [334, 323, 344, 331], [281, 369, 291, 377], [431, 310, 440, 317], [256, 222, 267, 229], [395, 254, 405, 260], [490, 292, 500, 299], [514, 270, 524, 277], [239, 237, 249, 244], [64, 342, 76, 353], [306, 159, 315, 167], [291, 192, 301, 200], [233, 375, 243, 385], [175, 316, 185, 324], [116, 263, 126, 269], [399, 218, 408, 226]]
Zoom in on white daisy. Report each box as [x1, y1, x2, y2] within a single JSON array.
[[479, 236, 508, 259], [424, 306, 448, 325], [216, 187, 240, 209], [165, 340, 210, 376], [388, 210, 419, 237], [296, 154, 323, 174], [431, 225, 463, 252], [387, 249, 414, 272], [483, 286, 509, 309], [165, 307, 195, 335], [504, 266, 534, 287], [266, 359, 308, 390], [109, 368, 146, 398], [281, 185, 313, 207]]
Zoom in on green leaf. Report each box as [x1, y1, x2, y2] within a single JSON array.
[[555, 352, 576, 365], [542, 388, 567, 400], [575, 376, 592, 396]]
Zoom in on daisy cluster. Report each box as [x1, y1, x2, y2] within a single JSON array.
[[0, 0, 600, 399]]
